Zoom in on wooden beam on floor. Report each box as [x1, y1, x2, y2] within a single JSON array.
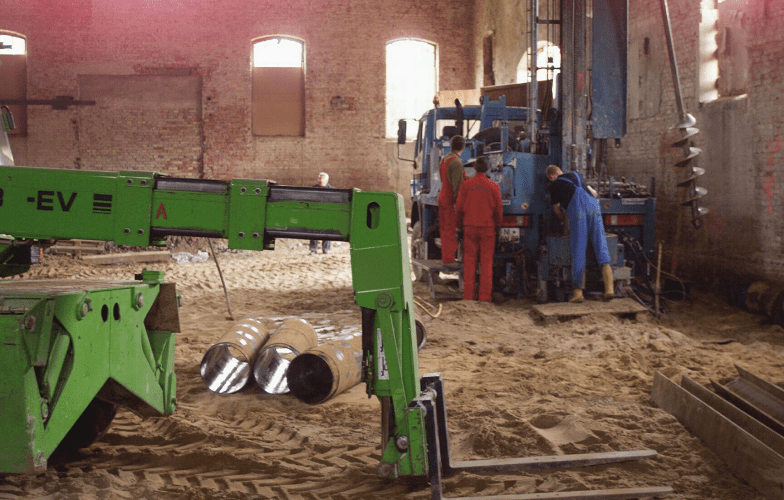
[[81, 251, 171, 265], [530, 298, 648, 324], [651, 371, 784, 500], [681, 375, 784, 457], [711, 364, 784, 437], [50, 239, 104, 258]]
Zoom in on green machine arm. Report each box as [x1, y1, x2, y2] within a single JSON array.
[[1, 167, 670, 499], [0, 166, 426, 477]]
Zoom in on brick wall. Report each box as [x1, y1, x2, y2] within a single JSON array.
[[615, 0, 784, 287], [11, 0, 784, 288], [3, 0, 475, 195]]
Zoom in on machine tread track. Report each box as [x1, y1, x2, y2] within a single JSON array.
[[0, 408, 418, 499]]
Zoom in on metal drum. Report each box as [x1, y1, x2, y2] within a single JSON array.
[[253, 318, 317, 394], [745, 281, 770, 315], [764, 285, 784, 325], [200, 318, 269, 394], [287, 332, 363, 404], [745, 281, 784, 325]]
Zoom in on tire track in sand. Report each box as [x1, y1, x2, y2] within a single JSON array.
[[11, 406, 418, 500]]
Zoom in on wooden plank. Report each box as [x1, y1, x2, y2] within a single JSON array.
[[735, 364, 784, 398], [710, 381, 784, 436], [50, 239, 105, 258], [651, 371, 784, 500], [711, 365, 784, 437], [530, 298, 647, 324], [52, 239, 103, 248], [51, 247, 96, 252], [51, 243, 103, 249], [411, 259, 461, 273], [81, 251, 171, 265], [681, 376, 784, 457], [412, 258, 462, 300], [732, 364, 784, 425]]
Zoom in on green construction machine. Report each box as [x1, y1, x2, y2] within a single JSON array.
[[0, 163, 670, 499]]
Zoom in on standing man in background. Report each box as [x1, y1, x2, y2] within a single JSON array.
[[456, 156, 502, 302], [545, 164, 614, 302], [309, 172, 333, 255], [438, 135, 466, 269]]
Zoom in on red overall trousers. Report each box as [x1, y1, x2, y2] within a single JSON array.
[[456, 173, 503, 301], [438, 154, 463, 264]]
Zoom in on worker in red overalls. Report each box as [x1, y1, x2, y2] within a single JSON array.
[[438, 135, 466, 269], [456, 156, 502, 302]]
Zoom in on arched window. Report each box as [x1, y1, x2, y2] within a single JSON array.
[[699, 0, 748, 103], [0, 33, 27, 135], [698, 1, 719, 103], [386, 39, 437, 138], [516, 40, 560, 102], [252, 36, 305, 136]]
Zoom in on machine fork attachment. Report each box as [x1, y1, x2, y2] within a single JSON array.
[[418, 374, 672, 500]]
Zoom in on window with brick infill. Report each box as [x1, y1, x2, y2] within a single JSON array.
[[0, 33, 27, 136], [252, 36, 305, 137]]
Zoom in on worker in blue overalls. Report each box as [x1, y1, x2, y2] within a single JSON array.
[[545, 165, 614, 303]]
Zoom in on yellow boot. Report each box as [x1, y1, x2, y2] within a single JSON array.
[[569, 288, 584, 303], [602, 264, 615, 300]]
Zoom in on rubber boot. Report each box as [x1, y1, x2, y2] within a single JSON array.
[[602, 264, 615, 300], [569, 288, 584, 303]]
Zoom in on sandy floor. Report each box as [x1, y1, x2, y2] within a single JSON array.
[[1, 237, 782, 500]]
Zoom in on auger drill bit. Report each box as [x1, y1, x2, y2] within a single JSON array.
[[660, 0, 708, 229], [672, 113, 708, 228]]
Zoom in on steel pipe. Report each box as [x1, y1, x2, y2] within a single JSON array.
[[200, 318, 269, 394], [287, 333, 363, 404], [253, 318, 317, 394]]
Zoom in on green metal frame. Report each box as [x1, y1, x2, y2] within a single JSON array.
[[0, 271, 177, 473], [0, 167, 423, 476]]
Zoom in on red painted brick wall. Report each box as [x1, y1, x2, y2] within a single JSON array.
[[3, 0, 475, 194]]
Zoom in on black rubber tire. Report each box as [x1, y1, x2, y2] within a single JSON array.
[[55, 398, 118, 453], [411, 221, 427, 282], [415, 318, 427, 351], [380, 396, 394, 451]]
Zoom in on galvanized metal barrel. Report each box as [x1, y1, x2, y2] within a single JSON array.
[[744, 281, 784, 325], [253, 318, 317, 394], [745, 281, 770, 314], [765, 285, 784, 325], [287, 333, 363, 404], [200, 318, 270, 394]]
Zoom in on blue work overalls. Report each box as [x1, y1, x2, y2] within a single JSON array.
[[560, 174, 611, 288]]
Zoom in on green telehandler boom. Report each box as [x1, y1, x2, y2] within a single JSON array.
[[0, 166, 670, 499]]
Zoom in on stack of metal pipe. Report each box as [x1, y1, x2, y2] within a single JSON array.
[[253, 318, 318, 395], [200, 317, 364, 403], [199, 318, 269, 394], [286, 332, 363, 404]]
